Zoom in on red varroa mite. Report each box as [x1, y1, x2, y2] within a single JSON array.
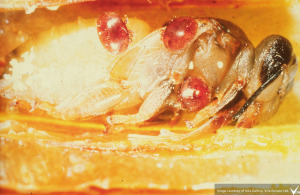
[[97, 12, 129, 54], [179, 77, 210, 111], [163, 17, 198, 51]]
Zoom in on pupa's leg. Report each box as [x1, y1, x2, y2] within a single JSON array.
[[107, 81, 172, 126], [186, 81, 243, 128], [127, 80, 244, 142], [141, 35, 297, 142], [186, 43, 254, 129], [55, 80, 129, 120], [128, 110, 234, 143]]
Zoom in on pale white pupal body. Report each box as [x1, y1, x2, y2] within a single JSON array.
[[0, 16, 297, 142]]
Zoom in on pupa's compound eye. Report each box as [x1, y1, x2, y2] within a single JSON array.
[[97, 12, 129, 54], [163, 17, 198, 51], [179, 77, 210, 111]]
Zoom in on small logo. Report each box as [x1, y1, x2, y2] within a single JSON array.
[[291, 186, 299, 195]]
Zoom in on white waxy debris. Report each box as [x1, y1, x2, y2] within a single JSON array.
[[25, 5, 37, 14], [27, 128, 34, 133], [148, 183, 169, 190], [8, 130, 16, 135], [73, 164, 86, 173], [217, 61, 223, 69], [20, 36, 25, 42], [66, 168, 73, 177], [0, 120, 12, 129], [46, 6, 60, 11], [189, 61, 194, 69], [192, 183, 215, 190], [159, 184, 169, 190], [156, 162, 163, 168], [183, 146, 190, 150]]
